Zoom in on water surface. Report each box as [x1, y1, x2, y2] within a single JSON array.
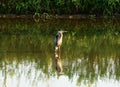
[[0, 18, 120, 87]]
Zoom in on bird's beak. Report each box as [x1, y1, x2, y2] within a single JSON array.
[[63, 31, 67, 33], [58, 30, 68, 33]]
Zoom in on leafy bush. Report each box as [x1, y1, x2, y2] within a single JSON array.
[[0, 0, 120, 15]]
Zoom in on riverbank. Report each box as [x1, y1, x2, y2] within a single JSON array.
[[0, 14, 120, 19]]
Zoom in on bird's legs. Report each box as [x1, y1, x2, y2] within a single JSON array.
[[54, 46, 60, 58]]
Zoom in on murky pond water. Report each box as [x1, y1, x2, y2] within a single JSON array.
[[0, 18, 120, 87]]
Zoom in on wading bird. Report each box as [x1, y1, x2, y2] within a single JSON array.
[[54, 30, 67, 75], [54, 30, 67, 52]]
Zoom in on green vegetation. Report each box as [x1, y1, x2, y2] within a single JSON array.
[[0, 0, 120, 15]]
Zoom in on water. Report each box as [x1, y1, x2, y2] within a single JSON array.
[[0, 18, 120, 87]]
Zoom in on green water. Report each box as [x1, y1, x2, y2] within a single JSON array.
[[0, 18, 120, 87]]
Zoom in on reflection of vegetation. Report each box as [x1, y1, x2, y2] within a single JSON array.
[[0, 18, 120, 35], [0, 54, 54, 87], [0, 18, 120, 86], [64, 34, 120, 84]]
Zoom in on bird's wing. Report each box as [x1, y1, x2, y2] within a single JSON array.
[[54, 34, 59, 46]]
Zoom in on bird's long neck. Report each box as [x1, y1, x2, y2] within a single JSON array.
[[59, 33, 63, 39]]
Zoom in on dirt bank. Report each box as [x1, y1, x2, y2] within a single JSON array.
[[0, 14, 120, 19]]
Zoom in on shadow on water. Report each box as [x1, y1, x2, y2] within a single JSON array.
[[0, 18, 120, 87]]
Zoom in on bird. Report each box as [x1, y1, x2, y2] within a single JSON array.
[[54, 30, 67, 52]]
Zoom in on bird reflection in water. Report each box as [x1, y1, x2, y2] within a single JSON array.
[[54, 30, 67, 75], [54, 52, 63, 74]]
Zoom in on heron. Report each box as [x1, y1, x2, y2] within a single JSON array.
[[54, 30, 67, 52]]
